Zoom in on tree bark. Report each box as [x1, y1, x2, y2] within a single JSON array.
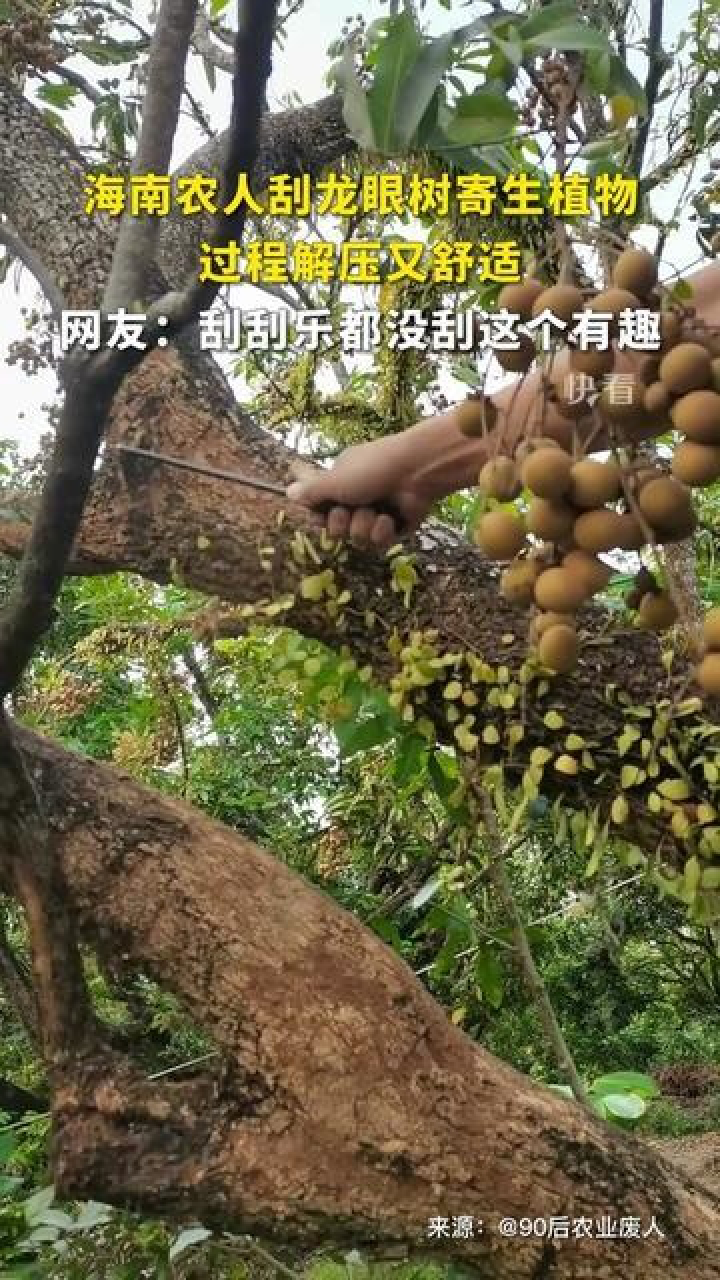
[[8, 724, 719, 1277]]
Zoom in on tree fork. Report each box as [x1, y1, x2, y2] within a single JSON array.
[[2, 724, 717, 1278]]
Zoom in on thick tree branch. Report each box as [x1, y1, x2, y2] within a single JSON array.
[[4, 721, 718, 1276], [104, 0, 200, 310]]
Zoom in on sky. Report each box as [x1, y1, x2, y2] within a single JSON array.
[[0, 0, 710, 458]]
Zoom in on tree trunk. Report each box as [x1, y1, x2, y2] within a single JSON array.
[[8, 724, 719, 1277]]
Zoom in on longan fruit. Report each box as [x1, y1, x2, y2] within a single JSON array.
[[535, 566, 590, 612], [527, 498, 576, 542], [587, 287, 640, 319], [514, 435, 564, 463], [537, 624, 580, 674], [611, 247, 658, 297], [478, 456, 521, 501], [637, 476, 696, 540], [530, 611, 575, 642], [597, 377, 647, 425], [637, 591, 678, 631], [497, 278, 545, 320], [659, 342, 712, 395], [703, 607, 720, 650], [573, 508, 627, 553], [670, 389, 720, 444], [455, 397, 498, 438], [614, 512, 645, 550], [554, 380, 594, 421], [500, 559, 541, 606], [671, 440, 720, 487], [563, 549, 612, 593], [643, 381, 671, 416], [569, 459, 622, 508], [531, 284, 584, 323], [474, 511, 526, 560], [521, 447, 573, 500], [697, 652, 720, 696], [496, 334, 536, 374]]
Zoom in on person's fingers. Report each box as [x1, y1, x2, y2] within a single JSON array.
[[348, 507, 376, 547], [326, 505, 351, 540], [370, 513, 398, 549]]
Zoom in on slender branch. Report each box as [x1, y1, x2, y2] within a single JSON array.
[[476, 787, 592, 1111], [192, 6, 235, 72], [49, 63, 104, 106], [104, 0, 200, 309], [629, 0, 665, 178], [0, 219, 66, 319]]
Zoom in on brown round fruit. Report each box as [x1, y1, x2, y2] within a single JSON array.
[[697, 652, 720, 696], [611, 247, 658, 297], [587, 287, 640, 319], [659, 342, 712, 395], [478, 456, 521, 501], [562, 549, 612, 593], [514, 435, 564, 463], [454, 398, 498, 438], [497, 278, 545, 320], [535, 567, 590, 612], [496, 334, 536, 374], [643, 381, 671, 415], [500, 560, 541, 606], [573, 508, 627, 553], [527, 499, 576, 542], [670, 389, 720, 444], [637, 591, 678, 631], [537, 624, 579, 674], [703, 607, 720, 650], [711, 357, 720, 394], [569, 346, 615, 377], [597, 376, 647, 425], [637, 476, 696, 540], [569, 459, 622, 508], [531, 284, 584, 323], [614, 512, 645, 550], [530, 611, 575, 642], [671, 440, 720, 487], [521, 447, 573, 500], [474, 511, 527, 560]]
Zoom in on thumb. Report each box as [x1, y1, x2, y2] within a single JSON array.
[[286, 460, 331, 505]]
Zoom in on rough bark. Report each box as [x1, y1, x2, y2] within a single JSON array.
[[8, 723, 719, 1277]]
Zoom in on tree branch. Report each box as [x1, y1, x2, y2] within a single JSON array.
[[629, 0, 665, 179], [0, 218, 66, 319], [103, 0, 200, 310]]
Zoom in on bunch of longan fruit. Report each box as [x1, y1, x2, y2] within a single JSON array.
[[456, 246, 720, 697]]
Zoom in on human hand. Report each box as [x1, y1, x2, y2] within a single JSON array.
[[285, 438, 431, 549]]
